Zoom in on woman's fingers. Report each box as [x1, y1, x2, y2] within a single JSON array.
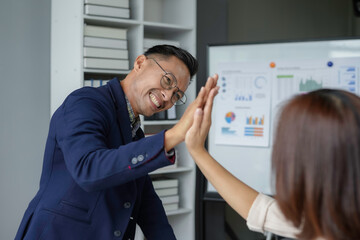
[[192, 108, 203, 132]]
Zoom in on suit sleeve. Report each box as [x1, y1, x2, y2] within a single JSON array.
[[56, 91, 175, 192], [137, 175, 176, 240]]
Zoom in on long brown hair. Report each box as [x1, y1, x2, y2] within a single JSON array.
[[272, 89, 360, 240]]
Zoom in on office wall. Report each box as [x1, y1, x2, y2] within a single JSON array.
[[228, 0, 359, 42], [0, 1, 50, 239]]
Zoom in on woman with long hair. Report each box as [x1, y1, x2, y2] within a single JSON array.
[[185, 88, 360, 240]]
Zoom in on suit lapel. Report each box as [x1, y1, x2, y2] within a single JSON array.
[[107, 79, 132, 144]]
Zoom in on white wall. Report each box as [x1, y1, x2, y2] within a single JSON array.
[[0, 1, 50, 239]]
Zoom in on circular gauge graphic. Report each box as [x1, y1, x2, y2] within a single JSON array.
[[254, 76, 267, 89], [225, 112, 236, 123]]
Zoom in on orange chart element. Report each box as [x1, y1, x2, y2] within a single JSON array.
[[270, 62, 276, 68], [225, 112, 236, 123], [246, 116, 264, 125], [244, 127, 264, 137]]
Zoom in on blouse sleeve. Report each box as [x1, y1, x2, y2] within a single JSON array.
[[246, 193, 300, 238]]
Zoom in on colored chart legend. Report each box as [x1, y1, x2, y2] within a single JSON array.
[[221, 127, 237, 135], [244, 127, 264, 137]]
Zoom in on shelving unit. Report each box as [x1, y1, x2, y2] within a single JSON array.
[[51, 0, 197, 239]]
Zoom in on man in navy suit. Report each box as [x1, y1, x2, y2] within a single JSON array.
[[15, 45, 218, 240]]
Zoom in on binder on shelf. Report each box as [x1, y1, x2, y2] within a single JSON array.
[[166, 105, 177, 120], [144, 107, 177, 120], [163, 203, 179, 212], [85, 4, 130, 19], [84, 47, 128, 59], [160, 195, 179, 205], [84, 0, 129, 8], [91, 79, 101, 87], [155, 187, 178, 197], [84, 58, 129, 70], [152, 178, 178, 189], [84, 36, 128, 49], [84, 79, 110, 87], [84, 80, 92, 87], [84, 25, 127, 40], [144, 111, 166, 121]]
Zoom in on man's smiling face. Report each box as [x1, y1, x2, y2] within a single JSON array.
[[130, 55, 190, 117]]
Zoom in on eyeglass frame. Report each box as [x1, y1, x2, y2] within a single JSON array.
[[147, 57, 187, 105]]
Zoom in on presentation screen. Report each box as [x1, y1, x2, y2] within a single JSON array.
[[207, 38, 360, 195]]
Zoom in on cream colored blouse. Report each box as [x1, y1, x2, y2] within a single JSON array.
[[246, 193, 327, 240], [246, 193, 300, 239]]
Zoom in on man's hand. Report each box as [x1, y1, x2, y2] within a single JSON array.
[[164, 74, 219, 151], [185, 84, 218, 154]]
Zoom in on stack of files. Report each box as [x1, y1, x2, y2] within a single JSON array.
[[84, 79, 110, 87], [84, 0, 130, 19], [146, 105, 177, 120], [160, 195, 179, 212], [143, 38, 181, 52], [152, 177, 179, 211], [144, 111, 166, 121], [84, 58, 129, 70], [83, 24, 129, 70]]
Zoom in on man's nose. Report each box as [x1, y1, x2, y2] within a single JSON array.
[[161, 88, 175, 102]]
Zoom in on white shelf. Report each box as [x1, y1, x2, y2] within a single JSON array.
[[84, 15, 141, 27], [150, 166, 193, 175], [143, 21, 193, 31], [84, 69, 131, 75], [166, 208, 192, 216], [143, 120, 178, 125]]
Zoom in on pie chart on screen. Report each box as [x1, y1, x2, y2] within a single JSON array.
[[225, 112, 236, 123]]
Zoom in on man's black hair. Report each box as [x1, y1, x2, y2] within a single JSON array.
[[144, 45, 198, 79]]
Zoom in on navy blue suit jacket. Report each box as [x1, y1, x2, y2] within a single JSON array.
[[15, 79, 176, 240]]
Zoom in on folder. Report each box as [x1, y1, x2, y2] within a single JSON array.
[[84, 0, 129, 8], [84, 36, 128, 49], [84, 58, 129, 70], [84, 25, 127, 40], [85, 4, 130, 19], [84, 47, 128, 59], [155, 187, 178, 197]]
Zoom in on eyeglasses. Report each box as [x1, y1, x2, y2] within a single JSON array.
[[148, 58, 187, 105]]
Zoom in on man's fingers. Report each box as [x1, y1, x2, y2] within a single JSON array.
[[203, 86, 219, 123], [204, 76, 214, 90], [195, 74, 219, 110]]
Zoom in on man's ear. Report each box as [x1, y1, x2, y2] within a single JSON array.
[[133, 55, 147, 72]]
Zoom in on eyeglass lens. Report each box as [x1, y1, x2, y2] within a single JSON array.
[[160, 74, 177, 89], [160, 74, 186, 105]]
